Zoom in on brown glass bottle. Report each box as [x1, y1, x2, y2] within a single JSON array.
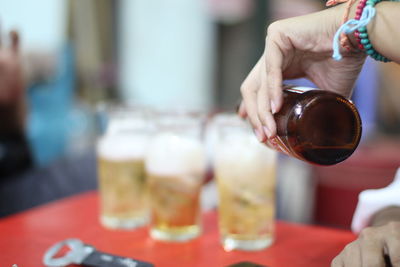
[[270, 86, 362, 165]]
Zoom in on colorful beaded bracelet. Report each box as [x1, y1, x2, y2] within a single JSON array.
[[354, 0, 391, 62], [331, 0, 398, 61]]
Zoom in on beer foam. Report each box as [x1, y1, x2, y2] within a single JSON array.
[[205, 113, 252, 166], [214, 132, 276, 180], [145, 133, 206, 177], [97, 134, 149, 161]]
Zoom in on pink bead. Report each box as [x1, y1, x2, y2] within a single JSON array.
[[355, 14, 361, 20], [356, 10, 362, 15], [358, 44, 364, 50], [360, 0, 367, 4], [354, 32, 360, 38]]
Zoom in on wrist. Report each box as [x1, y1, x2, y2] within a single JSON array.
[[332, 1, 362, 53], [346, 1, 360, 50], [369, 206, 400, 227]]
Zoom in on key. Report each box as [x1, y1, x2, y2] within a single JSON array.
[[43, 238, 154, 267]]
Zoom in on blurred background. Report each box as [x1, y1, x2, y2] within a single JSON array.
[[0, 0, 399, 229]]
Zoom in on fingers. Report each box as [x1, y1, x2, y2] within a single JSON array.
[[332, 241, 369, 267], [358, 227, 386, 267], [258, 32, 284, 138], [332, 225, 400, 267], [331, 254, 344, 267], [359, 240, 385, 266], [237, 101, 247, 118], [0, 28, 20, 51], [240, 21, 287, 141], [10, 30, 19, 53], [264, 36, 284, 116], [240, 58, 267, 142], [387, 244, 400, 267], [257, 58, 276, 138], [0, 22, 2, 47], [344, 241, 362, 267], [384, 222, 400, 267]]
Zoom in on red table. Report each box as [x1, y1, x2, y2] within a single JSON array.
[[0, 192, 355, 267]]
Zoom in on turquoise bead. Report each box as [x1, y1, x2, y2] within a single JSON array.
[[352, 1, 393, 63], [361, 39, 370, 45], [358, 27, 367, 33], [364, 44, 372, 49], [366, 49, 375, 55]]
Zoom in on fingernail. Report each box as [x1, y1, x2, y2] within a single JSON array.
[[263, 126, 272, 138], [254, 128, 264, 142], [271, 100, 277, 114]]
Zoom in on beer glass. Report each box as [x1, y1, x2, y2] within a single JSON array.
[[145, 114, 206, 242], [97, 106, 152, 229], [213, 114, 277, 251]]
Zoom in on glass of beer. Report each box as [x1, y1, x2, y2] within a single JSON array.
[[213, 114, 277, 251], [97, 106, 152, 229], [145, 114, 206, 242]]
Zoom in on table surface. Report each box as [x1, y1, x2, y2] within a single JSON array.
[[0, 192, 356, 267]]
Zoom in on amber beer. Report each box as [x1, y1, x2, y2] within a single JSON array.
[[214, 116, 277, 251], [97, 134, 149, 229], [271, 86, 362, 165], [146, 132, 206, 242]]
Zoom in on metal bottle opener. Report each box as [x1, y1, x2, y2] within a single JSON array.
[[43, 238, 154, 267]]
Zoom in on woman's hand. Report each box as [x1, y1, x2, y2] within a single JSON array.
[[238, 3, 366, 142], [332, 221, 400, 267]]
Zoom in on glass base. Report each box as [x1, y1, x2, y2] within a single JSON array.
[[222, 236, 274, 251], [150, 225, 201, 242], [100, 215, 149, 230]]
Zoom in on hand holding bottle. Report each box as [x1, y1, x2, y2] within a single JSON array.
[[238, 3, 366, 142]]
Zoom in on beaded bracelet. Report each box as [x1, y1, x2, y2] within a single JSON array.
[[354, 0, 391, 62], [331, 0, 398, 62]]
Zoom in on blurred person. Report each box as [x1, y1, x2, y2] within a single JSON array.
[[237, 0, 400, 266], [0, 29, 96, 217], [0, 30, 32, 177]]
